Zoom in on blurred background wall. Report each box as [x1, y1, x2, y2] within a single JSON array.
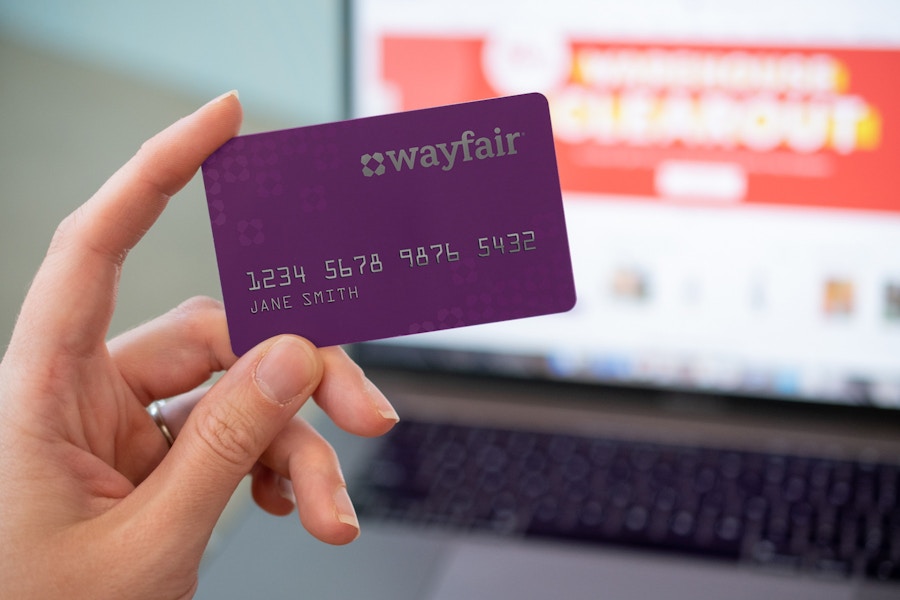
[[0, 3, 346, 594], [0, 0, 344, 346]]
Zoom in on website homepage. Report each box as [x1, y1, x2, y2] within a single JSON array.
[[352, 0, 900, 408]]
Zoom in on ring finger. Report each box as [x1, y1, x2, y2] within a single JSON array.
[[151, 388, 360, 545]]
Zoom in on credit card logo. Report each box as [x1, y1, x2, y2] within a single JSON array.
[[361, 127, 523, 176], [360, 152, 386, 176]]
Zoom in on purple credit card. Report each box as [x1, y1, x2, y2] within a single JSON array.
[[202, 93, 576, 354]]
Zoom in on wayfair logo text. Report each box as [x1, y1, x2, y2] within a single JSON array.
[[361, 128, 523, 177]]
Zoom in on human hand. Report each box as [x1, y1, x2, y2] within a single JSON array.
[[0, 91, 399, 599]]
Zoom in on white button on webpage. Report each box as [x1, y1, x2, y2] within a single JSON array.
[[655, 161, 747, 203]]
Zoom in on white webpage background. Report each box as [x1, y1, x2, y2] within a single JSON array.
[[353, 0, 900, 406]]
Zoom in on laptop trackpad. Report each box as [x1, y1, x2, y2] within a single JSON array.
[[426, 539, 853, 600]]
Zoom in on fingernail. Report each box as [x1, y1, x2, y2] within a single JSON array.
[[202, 89, 239, 108], [334, 486, 360, 533], [255, 337, 315, 406], [277, 476, 296, 506], [365, 377, 399, 422]]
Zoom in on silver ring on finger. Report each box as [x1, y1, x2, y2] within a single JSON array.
[[147, 399, 175, 447]]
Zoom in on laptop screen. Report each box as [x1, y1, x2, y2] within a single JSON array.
[[346, 0, 900, 410]]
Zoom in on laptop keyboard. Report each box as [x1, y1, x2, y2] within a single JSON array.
[[353, 419, 900, 583]]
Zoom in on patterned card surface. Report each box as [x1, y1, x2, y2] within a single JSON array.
[[202, 93, 576, 354]]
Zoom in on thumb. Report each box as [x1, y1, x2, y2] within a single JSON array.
[[128, 335, 323, 551]]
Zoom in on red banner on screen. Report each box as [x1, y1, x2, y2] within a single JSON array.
[[380, 36, 900, 213]]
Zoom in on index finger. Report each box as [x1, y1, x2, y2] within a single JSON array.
[[8, 91, 242, 362]]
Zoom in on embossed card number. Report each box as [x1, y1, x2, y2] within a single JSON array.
[[202, 93, 576, 354]]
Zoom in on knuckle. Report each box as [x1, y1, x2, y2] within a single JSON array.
[[310, 435, 339, 466], [48, 205, 129, 265], [170, 296, 226, 329], [47, 209, 81, 257], [304, 442, 338, 474], [172, 296, 226, 331], [176, 295, 225, 315], [292, 425, 340, 475], [193, 404, 261, 469], [168, 296, 232, 365]]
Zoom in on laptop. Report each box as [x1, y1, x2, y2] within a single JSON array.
[[197, 1, 900, 598]]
